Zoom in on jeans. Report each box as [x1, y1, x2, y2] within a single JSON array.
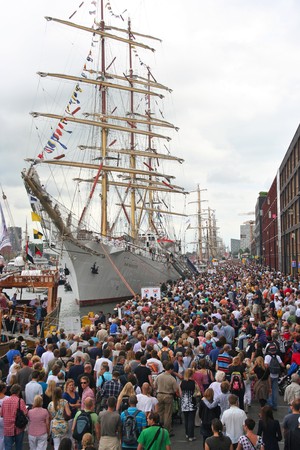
[[4, 432, 24, 450], [268, 376, 279, 409], [183, 410, 196, 438]]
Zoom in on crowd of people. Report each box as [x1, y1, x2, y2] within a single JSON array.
[[1, 261, 300, 450]]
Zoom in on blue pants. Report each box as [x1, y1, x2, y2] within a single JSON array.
[[4, 432, 24, 450], [268, 377, 279, 409]]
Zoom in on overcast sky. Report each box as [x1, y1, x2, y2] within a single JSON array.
[[1, 0, 300, 249]]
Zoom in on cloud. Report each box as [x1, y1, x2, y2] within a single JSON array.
[[1, 0, 300, 248]]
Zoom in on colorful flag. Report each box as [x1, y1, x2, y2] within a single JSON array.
[[26, 241, 34, 264], [29, 195, 38, 204], [33, 229, 43, 240], [0, 203, 11, 251], [35, 246, 42, 257], [31, 212, 41, 222]]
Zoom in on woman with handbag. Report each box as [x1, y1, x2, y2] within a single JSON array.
[[252, 357, 270, 407], [27, 394, 50, 450], [199, 388, 221, 448], [180, 368, 198, 442], [194, 359, 214, 396], [257, 406, 281, 450], [48, 387, 72, 450]]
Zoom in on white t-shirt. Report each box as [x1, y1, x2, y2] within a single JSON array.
[[264, 354, 282, 378], [94, 357, 113, 374], [137, 394, 158, 412]]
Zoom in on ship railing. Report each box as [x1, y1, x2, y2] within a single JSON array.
[[40, 297, 61, 337]]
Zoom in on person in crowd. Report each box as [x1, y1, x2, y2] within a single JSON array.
[[120, 395, 147, 450], [116, 382, 136, 413], [208, 370, 226, 399], [237, 418, 264, 450], [154, 362, 179, 435], [193, 359, 214, 396], [57, 437, 73, 450], [27, 394, 50, 450], [284, 373, 300, 406], [80, 376, 95, 405], [216, 345, 232, 379], [283, 399, 300, 440], [199, 388, 221, 447], [180, 368, 198, 441], [98, 396, 121, 450], [63, 378, 81, 439], [264, 342, 284, 411], [97, 362, 112, 389], [25, 369, 43, 407], [252, 356, 270, 408], [221, 394, 247, 449], [1, 384, 27, 450], [72, 397, 99, 450], [0, 382, 8, 450], [257, 405, 282, 450], [136, 382, 158, 414], [137, 412, 171, 450], [205, 418, 233, 450], [228, 356, 246, 410], [100, 371, 122, 409], [48, 387, 72, 450]]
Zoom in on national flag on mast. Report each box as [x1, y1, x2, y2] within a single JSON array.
[[33, 229, 43, 240], [26, 241, 34, 264], [35, 246, 42, 257], [0, 202, 12, 251], [29, 195, 38, 204], [31, 212, 41, 222]]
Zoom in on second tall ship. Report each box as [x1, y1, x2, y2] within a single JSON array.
[[22, 0, 197, 305]]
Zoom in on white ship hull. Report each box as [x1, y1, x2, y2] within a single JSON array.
[[62, 239, 180, 305]]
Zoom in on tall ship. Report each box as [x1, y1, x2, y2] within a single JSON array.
[[22, 0, 197, 305]]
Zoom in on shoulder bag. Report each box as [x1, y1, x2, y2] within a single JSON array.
[[145, 426, 162, 450], [15, 398, 28, 429]]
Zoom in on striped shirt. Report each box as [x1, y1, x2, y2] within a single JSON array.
[[217, 353, 232, 373]]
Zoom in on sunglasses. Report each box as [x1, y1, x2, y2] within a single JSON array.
[[81, 382, 87, 385]]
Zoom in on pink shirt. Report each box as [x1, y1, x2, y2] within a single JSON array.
[[28, 407, 49, 436], [81, 387, 95, 407]]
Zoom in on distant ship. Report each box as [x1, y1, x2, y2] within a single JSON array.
[[22, 0, 198, 305]]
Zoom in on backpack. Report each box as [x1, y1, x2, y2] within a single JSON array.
[[204, 341, 213, 356], [161, 350, 171, 362], [122, 410, 140, 446], [269, 355, 281, 375], [120, 396, 130, 413], [72, 411, 93, 441], [267, 342, 278, 356], [230, 372, 243, 392]]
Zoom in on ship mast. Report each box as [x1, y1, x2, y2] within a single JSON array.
[[100, 0, 108, 236], [128, 18, 136, 240]]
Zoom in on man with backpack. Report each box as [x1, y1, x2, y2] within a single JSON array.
[[120, 395, 147, 450], [98, 396, 122, 450], [72, 396, 100, 449], [264, 341, 285, 411]]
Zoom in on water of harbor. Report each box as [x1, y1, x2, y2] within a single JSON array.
[[58, 286, 119, 335]]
